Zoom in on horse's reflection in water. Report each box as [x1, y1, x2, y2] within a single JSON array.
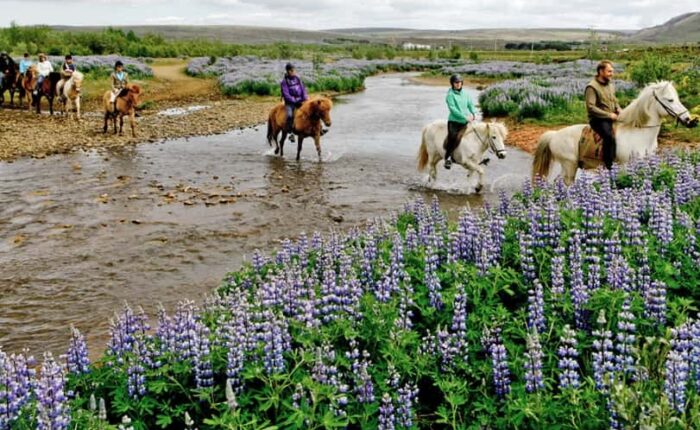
[[264, 156, 329, 212]]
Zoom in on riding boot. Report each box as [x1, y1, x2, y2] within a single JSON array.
[[287, 118, 295, 142]]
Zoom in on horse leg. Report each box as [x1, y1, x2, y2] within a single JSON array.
[[113, 114, 118, 134], [429, 156, 439, 183], [103, 112, 109, 133], [561, 161, 577, 186], [460, 158, 486, 193], [75, 97, 81, 121], [280, 130, 287, 157], [49, 96, 54, 116], [314, 134, 322, 161], [119, 115, 124, 136], [130, 112, 137, 137], [296, 136, 304, 161]]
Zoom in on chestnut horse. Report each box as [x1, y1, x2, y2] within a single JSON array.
[[21, 65, 37, 110], [35, 71, 61, 115], [0, 63, 21, 107], [266, 96, 332, 161], [102, 84, 141, 137]]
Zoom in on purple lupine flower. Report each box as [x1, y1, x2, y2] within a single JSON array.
[[404, 226, 418, 252], [395, 282, 415, 331], [259, 311, 291, 375], [527, 279, 546, 333], [550, 246, 565, 297], [690, 320, 700, 391], [1, 349, 36, 429], [353, 350, 375, 404], [127, 342, 147, 399], [436, 326, 457, 371], [396, 383, 419, 428], [378, 393, 395, 430], [291, 383, 307, 410], [592, 311, 616, 392], [311, 344, 340, 388], [36, 352, 70, 430], [491, 342, 511, 399], [558, 324, 580, 389], [665, 349, 689, 413], [586, 256, 601, 293], [607, 255, 633, 292], [66, 326, 90, 375], [155, 305, 176, 357], [174, 300, 199, 361], [453, 210, 480, 262], [614, 298, 636, 379], [649, 192, 674, 251], [569, 230, 589, 329], [519, 232, 537, 283], [644, 281, 667, 327], [424, 245, 443, 310], [524, 331, 544, 393], [193, 320, 213, 388], [385, 363, 401, 389], [107, 303, 151, 366], [450, 288, 469, 361], [252, 249, 267, 273]]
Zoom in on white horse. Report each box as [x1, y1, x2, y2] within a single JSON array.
[[417, 121, 508, 192], [532, 81, 697, 185], [58, 70, 83, 120]]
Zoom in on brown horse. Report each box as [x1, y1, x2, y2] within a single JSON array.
[[21, 65, 37, 110], [0, 63, 21, 107], [103, 84, 141, 137], [35, 72, 61, 115], [267, 96, 332, 161]]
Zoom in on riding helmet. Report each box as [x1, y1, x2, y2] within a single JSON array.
[[285, 62, 295, 72], [115, 60, 124, 68], [450, 74, 463, 85]]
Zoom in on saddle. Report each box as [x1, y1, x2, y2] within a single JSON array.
[[578, 125, 616, 169]]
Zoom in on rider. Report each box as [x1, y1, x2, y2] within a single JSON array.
[[584, 60, 621, 170], [58, 54, 76, 97], [35, 53, 54, 95], [0, 51, 16, 89], [19, 52, 32, 75], [444, 74, 476, 169], [280, 62, 308, 143], [109, 60, 129, 111]]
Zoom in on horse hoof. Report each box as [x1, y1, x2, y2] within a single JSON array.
[[475, 185, 483, 193]]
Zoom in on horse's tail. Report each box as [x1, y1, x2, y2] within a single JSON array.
[[532, 131, 555, 180], [266, 113, 274, 146], [417, 127, 430, 171]]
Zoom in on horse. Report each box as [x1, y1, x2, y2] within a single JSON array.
[[57, 70, 84, 120], [0, 63, 20, 107], [21, 65, 37, 110], [266, 96, 333, 161], [35, 71, 61, 115], [417, 120, 508, 193], [532, 81, 697, 185], [103, 84, 142, 137]]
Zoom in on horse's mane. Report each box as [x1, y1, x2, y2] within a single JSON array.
[[617, 81, 671, 127], [71, 70, 84, 82], [298, 96, 332, 117], [471, 121, 508, 141]]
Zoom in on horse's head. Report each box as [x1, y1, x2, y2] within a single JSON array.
[[71, 71, 84, 93], [647, 82, 695, 128], [126, 83, 142, 105], [312, 97, 333, 127], [483, 122, 508, 159]]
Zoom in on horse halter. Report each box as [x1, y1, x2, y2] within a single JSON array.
[[473, 124, 506, 158], [652, 87, 697, 128]]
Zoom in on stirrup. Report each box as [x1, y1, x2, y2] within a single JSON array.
[[444, 158, 452, 169], [288, 133, 295, 143]]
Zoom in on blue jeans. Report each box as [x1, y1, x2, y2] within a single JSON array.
[[285, 104, 295, 132]]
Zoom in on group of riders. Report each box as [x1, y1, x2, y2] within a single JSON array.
[[443, 59, 621, 171], [0, 51, 130, 110]]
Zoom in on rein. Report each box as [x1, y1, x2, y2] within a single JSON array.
[[472, 124, 503, 155]]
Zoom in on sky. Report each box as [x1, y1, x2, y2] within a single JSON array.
[[0, 0, 697, 30]]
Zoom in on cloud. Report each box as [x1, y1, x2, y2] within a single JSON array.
[[145, 16, 186, 24]]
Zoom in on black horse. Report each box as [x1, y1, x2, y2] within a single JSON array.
[[35, 71, 61, 115], [0, 63, 21, 108]]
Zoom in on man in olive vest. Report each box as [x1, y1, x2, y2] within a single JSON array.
[[584, 60, 621, 170]]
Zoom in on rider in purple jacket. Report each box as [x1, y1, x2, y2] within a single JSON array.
[[280, 63, 308, 142]]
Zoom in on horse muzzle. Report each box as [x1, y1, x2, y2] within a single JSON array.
[[496, 150, 507, 159], [685, 117, 699, 129]]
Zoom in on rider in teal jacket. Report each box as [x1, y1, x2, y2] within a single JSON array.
[[444, 74, 476, 169]]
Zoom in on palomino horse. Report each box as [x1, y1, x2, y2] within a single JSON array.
[[532, 81, 697, 185], [267, 96, 333, 161], [21, 65, 37, 110], [417, 120, 508, 193], [0, 63, 20, 107], [57, 70, 84, 120], [35, 71, 61, 115], [103, 84, 141, 137]]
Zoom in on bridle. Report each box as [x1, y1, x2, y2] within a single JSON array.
[[652, 88, 697, 127], [473, 123, 506, 157]]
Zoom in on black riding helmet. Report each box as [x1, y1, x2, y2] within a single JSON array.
[[115, 60, 124, 68], [285, 62, 295, 72], [450, 74, 463, 85]]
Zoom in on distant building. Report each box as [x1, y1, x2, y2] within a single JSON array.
[[402, 42, 431, 50]]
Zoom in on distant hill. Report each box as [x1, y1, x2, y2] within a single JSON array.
[[50, 25, 364, 45], [47, 12, 699, 47], [631, 12, 700, 43]]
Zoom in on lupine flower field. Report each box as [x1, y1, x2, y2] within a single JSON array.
[[1, 151, 700, 429]]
